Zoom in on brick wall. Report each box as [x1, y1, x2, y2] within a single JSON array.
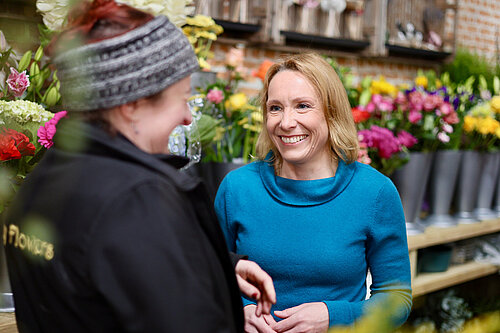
[[455, 0, 499, 61], [209, 0, 500, 97]]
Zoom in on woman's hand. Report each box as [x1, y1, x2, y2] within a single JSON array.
[[244, 304, 277, 333], [272, 302, 329, 333], [235, 260, 276, 316]]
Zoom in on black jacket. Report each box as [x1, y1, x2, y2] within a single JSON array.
[[3, 119, 244, 333]]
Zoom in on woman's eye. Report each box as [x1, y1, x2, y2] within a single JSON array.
[[268, 105, 281, 112], [297, 103, 310, 109]]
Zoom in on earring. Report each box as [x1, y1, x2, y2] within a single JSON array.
[[131, 122, 139, 135]]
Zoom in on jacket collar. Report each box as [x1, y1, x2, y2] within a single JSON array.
[[53, 118, 201, 191]]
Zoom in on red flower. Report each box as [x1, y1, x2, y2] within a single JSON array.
[[0, 127, 36, 161], [351, 106, 371, 123]]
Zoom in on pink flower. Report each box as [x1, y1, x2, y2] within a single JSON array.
[[408, 111, 422, 124], [443, 111, 459, 125], [207, 89, 224, 104], [438, 102, 453, 116], [437, 132, 450, 143], [371, 94, 383, 105], [225, 47, 244, 68], [359, 126, 401, 159], [378, 97, 394, 112], [408, 91, 423, 112], [423, 94, 437, 111], [395, 91, 407, 105], [7, 67, 30, 97], [397, 130, 418, 148], [37, 111, 67, 149], [365, 102, 376, 113]]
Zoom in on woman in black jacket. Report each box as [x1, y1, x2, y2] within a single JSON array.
[[3, 1, 274, 332]]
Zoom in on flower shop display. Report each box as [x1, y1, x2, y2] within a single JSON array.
[[0, 100, 60, 213]]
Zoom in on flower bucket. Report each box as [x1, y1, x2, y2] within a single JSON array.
[[425, 150, 462, 228], [0, 241, 13, 312], [474, 152, 500, 221], [191, 71, 217, 94], [391, 152, 434, 235], [454, 150, 483, 223]]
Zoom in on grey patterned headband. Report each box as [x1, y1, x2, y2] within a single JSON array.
[[53, 15, 199, 112]]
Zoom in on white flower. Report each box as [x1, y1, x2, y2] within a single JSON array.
[[36, 0, 191, 32], [320, 0, 346, 12], [442, 123, 453, 134], [115, 0, 192, 26], [0, 100, 54, 124], [36, 0, 71, 31], [437, 131, 450, 143]]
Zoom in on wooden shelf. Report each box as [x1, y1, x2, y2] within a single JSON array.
[[408, 218, 500, 251], [0, 313, 17, 333], [412, 261, 499, 297]]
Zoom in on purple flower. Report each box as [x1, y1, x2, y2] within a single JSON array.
[[6, 67, 30, 97], [397, 130, 418, 148]]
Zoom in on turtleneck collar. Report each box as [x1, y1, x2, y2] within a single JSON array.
[[258, 152, 356, 206]]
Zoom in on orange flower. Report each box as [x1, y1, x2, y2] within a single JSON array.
[[253, 60, 275, 81]]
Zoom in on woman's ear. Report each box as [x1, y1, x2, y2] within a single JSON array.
[[116, 101, 140, 122]]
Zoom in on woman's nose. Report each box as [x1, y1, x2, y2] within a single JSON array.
[[280, 109, 297, 129]]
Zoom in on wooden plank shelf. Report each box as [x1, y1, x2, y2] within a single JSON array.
[[0, 313, 17, 333], [412, 261, 499, 297], [408, 218, 500, 251]]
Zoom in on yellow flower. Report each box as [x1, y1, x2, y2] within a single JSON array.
[[251, 111, 263, 123], [490, 95, 500, 113], [415, 75, 428, 88], [226, 93, 248, 110], [198, 58, 211, 70], [476, 117, 499, 135], [195, 31, 217, 41], [496, 127, 500, 139], [463, 115, 477, 133], [186, 14, 215, 28], [435, 79, 442, 88], [370, 77, 397, 96]]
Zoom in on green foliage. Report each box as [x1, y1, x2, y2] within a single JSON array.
[[442, 48, 497, 94]]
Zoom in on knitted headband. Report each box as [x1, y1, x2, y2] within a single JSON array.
[[53, 15, 199, 112]]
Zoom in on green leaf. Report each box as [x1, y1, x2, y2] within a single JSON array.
[[18, 51, 32, 72], [359, 90, 371, 106], [494, 76, 499, 95]]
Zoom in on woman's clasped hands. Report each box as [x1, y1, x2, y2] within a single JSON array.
[[244, 302, 329, 333]]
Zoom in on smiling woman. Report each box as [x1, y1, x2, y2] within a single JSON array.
[[215, 53, 413, 333]]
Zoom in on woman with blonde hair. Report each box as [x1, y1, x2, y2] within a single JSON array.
[[215, 53, 412, 332]]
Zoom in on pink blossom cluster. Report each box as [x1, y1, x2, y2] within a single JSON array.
[[38, 111, 67, 149], [207, 88, 224, 104], [358, 126, 417, 159], [357, 94, 394, 114], [6, 67, 30, 98]]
